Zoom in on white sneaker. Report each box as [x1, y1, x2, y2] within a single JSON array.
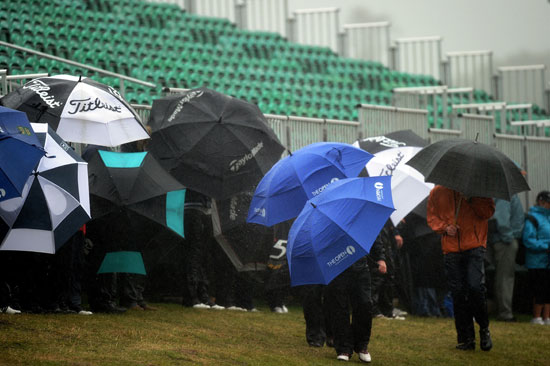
[[273, 306, 284, 313], [393, 308, 408, 317], [336, 354, 350, 361], [544, 318, 550, 325], [248, 308, 259, 312], [193, 303, 210, 309], [531, 317, 544, 325], [358, 350, 372, 363], [78, 310, 93, 315], [227, 306, 246, 311], [4, 306, 21, 314], [282, 305, 289, 313], [392, 315, 406, 320], [210, 304, 225, 310]]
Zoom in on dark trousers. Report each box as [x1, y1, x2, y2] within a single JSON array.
[[301, 285, 330, 346], [326, 267, 373, 355], [444, 247, 489, 343]]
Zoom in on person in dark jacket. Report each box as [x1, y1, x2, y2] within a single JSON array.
[[522, 190, 550, 325], [325, 234, 386, 362]]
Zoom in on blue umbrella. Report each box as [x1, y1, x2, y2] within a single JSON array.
[[287, 176, 395, 286], [0, 106, 45, 202], [246, 142, 373, 226]]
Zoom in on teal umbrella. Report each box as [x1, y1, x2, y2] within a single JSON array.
[[97, 251, 146, 275]]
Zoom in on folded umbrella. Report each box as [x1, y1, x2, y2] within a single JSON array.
[[0, 74, 149, 147], [0, 106, 45, 202], [354, 130, 433, 225], [406, 138, 530, 200], [287, 176, 395, 286], [247, 142, 373, 226]]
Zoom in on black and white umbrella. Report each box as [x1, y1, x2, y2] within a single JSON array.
[[354, 130, 434, 225], [0, 74, 150, 147], [0, 123, 90, 253]]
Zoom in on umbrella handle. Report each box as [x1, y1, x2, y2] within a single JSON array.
[[454, 197, 462, 223]]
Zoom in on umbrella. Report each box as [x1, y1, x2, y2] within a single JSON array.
[[0, 106, 45, 202], [354, 130, 434, 225], [287, 176, 395, 286], [97, 251, 147, 275], [406, 138, 530, 200], [87, 150, 186, 240], [211, 191, 273, 271], [0, 123, 90, 253], [0, 74, 149, 147], [247, 142, 373, 226], [147, 87, 284, 200]]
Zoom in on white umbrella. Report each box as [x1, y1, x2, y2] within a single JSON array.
[[354, 130, 434, 225], [0, 74, 150, 147]]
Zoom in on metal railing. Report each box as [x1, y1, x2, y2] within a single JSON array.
[[0, 41, 156, 97], [443, 50, 494, 95], [391, 36, 443, 80], [289, 7, 340, 52], [496, 64, 547, 109], [341, 22, 391, 66]]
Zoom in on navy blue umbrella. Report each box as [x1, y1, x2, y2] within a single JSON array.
[[246, 142, 373, 226], [0, 106, 45, 202], [286, 176, 395, 286]]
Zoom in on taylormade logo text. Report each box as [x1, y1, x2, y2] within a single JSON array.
[[312, 177, 340, 196], [229, 141, 264, 172], [167, 90, 204, 122], [327, 245, 356, 267]]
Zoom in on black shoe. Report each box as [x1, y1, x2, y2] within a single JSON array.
[[456, 339, 475, 350], [480, 328, 492, 351], [308, 341, 323, 347]]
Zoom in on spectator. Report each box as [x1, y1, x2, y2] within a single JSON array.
[[522, 190, 550, 325], [486, 193, 525, 322], [427, 185, 494, 351], [325, 234, 386, 362]]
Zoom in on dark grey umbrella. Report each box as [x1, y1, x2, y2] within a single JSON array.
[[406, 138, 530, 200]]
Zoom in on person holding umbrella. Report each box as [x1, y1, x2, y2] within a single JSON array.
[[427, 185, 495, 351]]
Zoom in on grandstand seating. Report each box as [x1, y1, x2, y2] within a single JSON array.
[[1, 0, 548, 127]]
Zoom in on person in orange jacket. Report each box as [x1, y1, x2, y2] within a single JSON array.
[[427, 185, 495, 352]]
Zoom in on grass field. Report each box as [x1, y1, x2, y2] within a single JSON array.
[[1, 303, 549, 366]]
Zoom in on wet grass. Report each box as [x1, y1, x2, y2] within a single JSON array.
[[0, 304, 549, 366]]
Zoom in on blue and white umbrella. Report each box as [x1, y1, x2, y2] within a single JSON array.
[[247, 142, 373, 226], [286, 176, 395, 286], [0, 123, 90, 253], [0, 106, 45, 202]]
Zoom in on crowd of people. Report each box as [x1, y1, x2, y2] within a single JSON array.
[[1, 168, 549, 362]]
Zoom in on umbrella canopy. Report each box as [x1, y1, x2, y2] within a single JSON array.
[[354, 130, 434, 225], [406, 138, 530, 200], [211, 191, 273, 271], [0, 106, 45, 202], [97, 251, 147, 275], [0, 123, 91, 253], [147, 87, 284, 200], [287, 176, 395, 286], [247, 142, 373, 226], [0, 74, 149, 147], [87, 150, 186, 239]]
